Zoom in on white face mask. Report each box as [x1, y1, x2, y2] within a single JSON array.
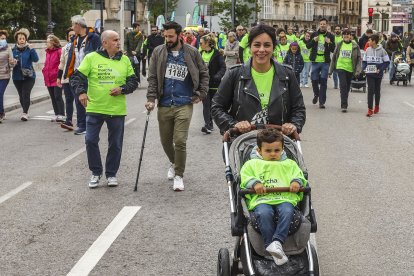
[[0, 39, 7, 49]]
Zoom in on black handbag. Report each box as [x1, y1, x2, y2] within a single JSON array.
[[21, 67, 34, 77]]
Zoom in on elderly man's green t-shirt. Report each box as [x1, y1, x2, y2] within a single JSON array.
[[77, 52, 135, 116]]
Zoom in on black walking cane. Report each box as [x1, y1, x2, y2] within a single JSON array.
[[134, 110, 151, 191]]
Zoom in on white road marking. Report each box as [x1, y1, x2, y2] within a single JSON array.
[[67, 206, 141, 276], [404, 101, 414, 109], [52, 148, 86, 167], [46, 110, 55, 115], [0, 182, 33, 205], [125, 117, 136, 126]]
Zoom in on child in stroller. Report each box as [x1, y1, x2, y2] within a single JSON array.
[[240, 128, 306, 266], [392, 52, 411, 86], [217, 125, 318, 276]]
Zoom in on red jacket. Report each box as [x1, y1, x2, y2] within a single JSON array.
[[42, 47, 62, 87]]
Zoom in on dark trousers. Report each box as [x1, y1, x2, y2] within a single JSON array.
[[337, 70, 353, 108], [311, 62, 329, 105], [71, 81, 86, 130], [63, 83, 74, 123], [85, 115, 125, 178], [47, 86, 65, 116], [0, 79, 10, 113], [202, 89, 216, 129], [366, 76, 382, 109], [13, 78, 35, 113]]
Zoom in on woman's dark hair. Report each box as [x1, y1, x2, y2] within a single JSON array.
[[248, 24, 276, 49], [66, 27, 74, 41], [369, 34, 379, 44], [257, 128, 284, 149], [0, 30, 8, 38], [162, 21, 182, 35]]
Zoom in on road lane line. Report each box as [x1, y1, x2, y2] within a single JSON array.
[[0, 182, 33, 205], [53, 118, 136, 167], [125, 117, 136, 126], [53, 148, 86, 167], [67, 206, 141, 276], [404, 101, 414, 109]]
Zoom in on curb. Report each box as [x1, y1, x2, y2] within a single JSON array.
[[4, 95, 50, 113]]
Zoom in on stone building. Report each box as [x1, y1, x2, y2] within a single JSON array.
[[259, 0, 339, 31]]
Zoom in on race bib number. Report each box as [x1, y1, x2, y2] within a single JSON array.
[[302, 49, 309, 55], [365, 65, 377, 73], [318, 42, 325, 52], [279, 51, 287, 60], [165, 63, 188, 81], [340, 50, 351, 58]]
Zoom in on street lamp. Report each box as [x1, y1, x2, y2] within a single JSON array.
[[46, 0, 54, 35], [375, 1, 391, 33]]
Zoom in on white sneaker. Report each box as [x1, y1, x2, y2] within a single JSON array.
[[266, 241, 286, 260], [56, 115, 66, 122], [167, 164, 175, 180], [20, 113, 28, 121], [304, 84, 309, 88], [300, 83, 303, 88], [89, 175, 101, 188], [107, 177, 118, 187], [272, 255, 288, 266], [173, 176, 184, 191]]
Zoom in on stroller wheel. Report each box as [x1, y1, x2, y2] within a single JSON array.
[[309, 244, 320, 276], [217, 248, 231, 276]]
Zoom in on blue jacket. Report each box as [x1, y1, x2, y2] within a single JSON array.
[[64, 31, 101, 79], [284, 51, 304, 76], [12, 46, 39, 80]]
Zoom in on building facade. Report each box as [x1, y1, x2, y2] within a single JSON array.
[[260, 0, 339, 31], [338, 0, 360, 27]]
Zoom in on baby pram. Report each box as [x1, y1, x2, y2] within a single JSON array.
[[350, 74, 366, 93], [392, 52, 410, 86], [217, 125, 319, 276]]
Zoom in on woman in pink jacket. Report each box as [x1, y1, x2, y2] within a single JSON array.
[[42, 35, 64, 122]]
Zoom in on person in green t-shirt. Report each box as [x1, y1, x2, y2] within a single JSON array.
[[240, 128, 306, 266], [332, 25, 343, 89], [238, 33, 251, 63], [329, 29, 362, 112], [71, 30, 139, 188], [298, 31, 312, 87], [286, 26, 297, 44], [273, 35, 290, 63]]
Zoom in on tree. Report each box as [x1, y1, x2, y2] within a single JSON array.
[[147, 0, 178, 24], [211, 0, 261, 30], [0, 0, 89, 40]]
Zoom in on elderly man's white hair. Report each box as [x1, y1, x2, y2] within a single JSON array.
[[71, 15, 87, 28], [101, 30, 118, 42]]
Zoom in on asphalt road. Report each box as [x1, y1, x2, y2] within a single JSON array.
[[0, 78, 413, 276]]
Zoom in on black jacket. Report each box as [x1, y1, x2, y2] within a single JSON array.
[[200, 49, 226, 89], [306, 30, 335, 63], [211, 60, 306, 133], [358, 34, 370, 50], [143, 34, 165, 58]]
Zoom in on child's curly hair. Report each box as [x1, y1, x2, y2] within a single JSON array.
[[257, 128, 284, 149]]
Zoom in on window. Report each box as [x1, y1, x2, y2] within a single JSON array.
[[124, 0, 134, 11], [263, 0, 273, 19], [84, 0, 104, 10]]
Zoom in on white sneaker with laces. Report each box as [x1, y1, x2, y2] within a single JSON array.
[[107, 177, 118, 187], [173, 176, 184, 191], [167, 164, 175, 180], [272, 255, 288, 266], [89, 175, 101, 188], [266, 241, 286, 260], [21, 113, 28, 121]]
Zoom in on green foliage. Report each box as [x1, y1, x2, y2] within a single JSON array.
[[211, 0, 261, 30], [147, 0, 178, 24], [0, 0, 89, 41]]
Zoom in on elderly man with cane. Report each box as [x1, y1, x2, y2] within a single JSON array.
[[71, 30, 138, 188]]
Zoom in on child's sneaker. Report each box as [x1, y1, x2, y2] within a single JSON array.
[[266, 241, 286, 260], [272, 254, 288, 266], [374, 105, 379, 114], [366, 109, 373, 117], [167, 164, 175, 180], [21, 113, 28, 121]]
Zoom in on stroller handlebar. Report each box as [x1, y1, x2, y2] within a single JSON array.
[[223, 124, 300, 142], [239, 186, 311, 196]]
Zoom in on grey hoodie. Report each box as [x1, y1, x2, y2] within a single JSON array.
[[362, 44, 390, 79]]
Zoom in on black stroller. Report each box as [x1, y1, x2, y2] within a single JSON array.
[[392, 52, 410, 86], [350, 74, 366, 93], [217, 125, 319, 276]]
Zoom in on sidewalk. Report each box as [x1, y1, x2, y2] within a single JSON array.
[[4, 70, 50, 113]]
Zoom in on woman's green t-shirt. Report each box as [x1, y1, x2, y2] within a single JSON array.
[[251, 66, 275, 109], [336, 42, 353, 72]]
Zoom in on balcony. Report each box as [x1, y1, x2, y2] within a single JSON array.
[[315, 0, 338, 3], [263, 14, 314, 21], [313, 15, 339, 22]]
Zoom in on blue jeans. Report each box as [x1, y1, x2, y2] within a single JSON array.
[[63, 83, 74, 123], [311, 62, 329, 105], [300, 62, 311, 85], [254, 202, 295, 247], [71, 83, 86, 130], [0, 79, 10, 113], [85, 115, 125, 178], [333, 69, 339, 88]]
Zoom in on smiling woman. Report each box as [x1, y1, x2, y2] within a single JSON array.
[[212, 24, 306, 136]]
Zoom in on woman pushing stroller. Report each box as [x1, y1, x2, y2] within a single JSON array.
[[240, 128, 307, 266], [212, 24, 306, 136]]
